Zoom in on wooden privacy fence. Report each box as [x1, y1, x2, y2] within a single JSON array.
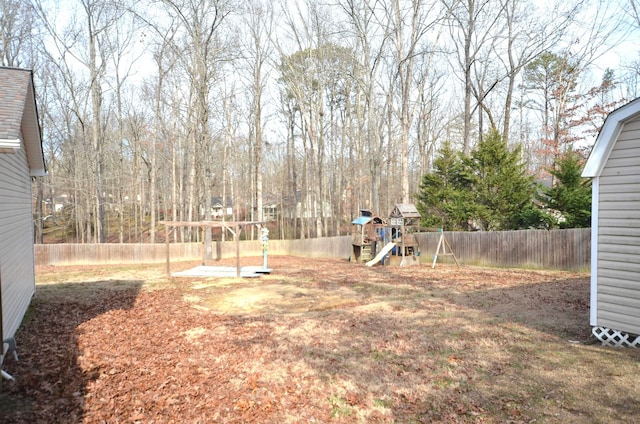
[[35, 242, 203, 266], [415, 228, 590, 270], [34, 228, 590, 271], [34, 236, 353, 267]]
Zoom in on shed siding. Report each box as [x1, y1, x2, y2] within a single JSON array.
[[596, 116, 640, 335], [0, 139, 36, 342]]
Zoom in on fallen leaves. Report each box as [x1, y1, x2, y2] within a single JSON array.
[[1, 257, 637, 423]]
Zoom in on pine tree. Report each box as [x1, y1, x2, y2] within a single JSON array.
[[465, 130, 537, 230], [415, 142, 472, 231], [417, 131, 543, 231], [540, 151, 592, 228]]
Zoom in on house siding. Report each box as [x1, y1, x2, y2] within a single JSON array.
[[596, 117, 640, 335], [0, 137, 36, 343]]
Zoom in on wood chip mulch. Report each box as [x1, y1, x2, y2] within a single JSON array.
[[2, 284, 345, 423]]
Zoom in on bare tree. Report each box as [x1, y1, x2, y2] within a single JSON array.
[[631, 0, 640, 25], [151, 0, 231, 252], [340, 0, 390, 215], [143, 18, 179, 243], [278, 0, 339, 238], [26, 0, 635, 243], [414, 64, 449, 175], [497, 0, 581, 144], [34, 0, 133, 242], [441, 0, 504, 154], [239, 0, 276, 226], [0, 0, 38, 67], [82, 0, 130, 243], [102, 8, 143, 242], [386, 0, 443, 202]]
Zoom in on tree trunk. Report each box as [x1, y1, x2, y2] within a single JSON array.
[[87, 10, 105, 243]]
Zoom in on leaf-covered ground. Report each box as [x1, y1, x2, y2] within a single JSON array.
[[2, 256, 640, 423]]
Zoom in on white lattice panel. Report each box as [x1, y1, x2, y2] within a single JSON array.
[[592, 327, 640, 347]]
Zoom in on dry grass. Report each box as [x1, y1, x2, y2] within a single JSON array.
[[2, 256, 640, 423]]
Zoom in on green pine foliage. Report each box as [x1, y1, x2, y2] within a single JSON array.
[[416, 130, 540, 231], [464, 130, 538, 230], [415, 142, 472, 231], [540, 151, 592, 228], [509, 203, 556, 230]]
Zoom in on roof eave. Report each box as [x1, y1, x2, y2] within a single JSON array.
[[23, 71, 46, 176], [582, 97, 640, 178]]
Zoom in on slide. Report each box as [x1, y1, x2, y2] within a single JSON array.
[[366, 242, 396, 267]]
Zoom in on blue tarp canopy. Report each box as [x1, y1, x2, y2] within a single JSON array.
[[352, 216, 372, 225]]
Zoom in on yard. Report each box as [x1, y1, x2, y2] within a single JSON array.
[[1, 256, 640, 423]]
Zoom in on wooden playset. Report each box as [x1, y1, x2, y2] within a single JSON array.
[[350, 209, 387, 264], [351, 204, 423, 267], [351, 203, 458, 267]]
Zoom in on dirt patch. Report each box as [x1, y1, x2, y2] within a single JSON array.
[[193, 282, 363, 314], [2, 256, 640, 423]]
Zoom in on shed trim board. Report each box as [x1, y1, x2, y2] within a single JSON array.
[[583, 98, 640, 178], [589, 178, 599, 326], [582, 97, 640, 340]]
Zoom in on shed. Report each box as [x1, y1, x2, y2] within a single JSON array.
[[582, 97, 640, 346], [0, 68, 45, 365]]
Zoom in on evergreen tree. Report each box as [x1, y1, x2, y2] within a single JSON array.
[[465, 130, 537, 230], [417, 131, 544, 231], [540, 151, 592, 228], [415, 142, 472, 231]]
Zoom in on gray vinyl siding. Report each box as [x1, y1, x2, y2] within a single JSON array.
[[596, 117, 640, 335], [0, 138, 36, 343]]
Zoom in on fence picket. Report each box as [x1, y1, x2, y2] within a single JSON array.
[[34, 229, 591, 271]]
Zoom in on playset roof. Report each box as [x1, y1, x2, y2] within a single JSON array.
[[352, 216, 372, 225], [390, 204, 420, 219]]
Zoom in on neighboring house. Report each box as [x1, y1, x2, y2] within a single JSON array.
[[264, 191, 333, 221], [41, 193, 69, 214], [201, 196, 233, 219], [260, 192, 290, 221], [211, 196, 233, 219], [52, 194, 69, 212], [582, 97, 640, 346], [0, 68, 46, 368], [262, 193, 278, 222]]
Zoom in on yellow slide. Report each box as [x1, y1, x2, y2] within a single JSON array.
[[365, 242, 396, 267]]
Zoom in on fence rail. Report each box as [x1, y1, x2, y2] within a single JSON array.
[[34, 228, 591, 271], [415, 228, 590, 270]]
